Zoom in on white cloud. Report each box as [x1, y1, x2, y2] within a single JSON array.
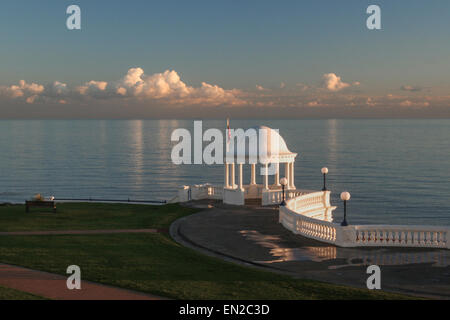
[[366, 97, 376, 106], [399, 100, 430, 107], [0, 68, 244, 106], [50, 81, 68, 95], [401, 85, 422, 92], [118, 69, 191, 99], [322, 73, 352, 92], [0, 71, 442, 112], [77, 80, 109, 97], [1, 80, 45, 101], [307, 101, 319, 107]]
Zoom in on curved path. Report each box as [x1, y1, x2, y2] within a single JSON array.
[[171, 200, 450, 299], [0, 263, 165, 300]]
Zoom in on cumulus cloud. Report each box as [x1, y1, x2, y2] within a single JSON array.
[[0, 68, 245, 106], [322, 73, 353, 92], [0, 80, 45, 103], [366, 97, 376, 107], [399, 100, 430, 107], [0, 70, 444, 114], [113, 68, 244, 105], [307, 100, 320, 107], [116, 68, 191, 99], [401, 85, 422, 92], [77, 80, 109, 97], [256, 84, 271, 92], [48, 81, 69, 95], [256, 85, 269, 91]]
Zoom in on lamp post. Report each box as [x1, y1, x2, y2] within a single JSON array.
[[280, 178, 288, 206], [340, 191, 351, 226], [321, 167, 328, 191]]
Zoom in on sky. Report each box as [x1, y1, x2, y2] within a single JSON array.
[[0, 0, 450, 118]]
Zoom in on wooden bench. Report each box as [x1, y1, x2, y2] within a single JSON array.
[[25, 201, 56, 213]]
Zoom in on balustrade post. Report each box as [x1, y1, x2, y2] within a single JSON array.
[[407, 231, 412, 245], [446, 231, 450, 249]]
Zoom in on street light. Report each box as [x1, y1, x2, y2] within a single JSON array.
[[340, 191, 351, 226], [321, 167, 329, 191], [280, 178, 288, 206]]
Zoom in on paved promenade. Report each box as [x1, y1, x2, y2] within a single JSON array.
[[171, 200, 450, 299]]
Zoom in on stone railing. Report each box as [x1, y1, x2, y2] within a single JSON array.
[[280, 204, 339, 245], [351, 225, 449, 248], [279, 192, 450, 249], [207, 185, 223, 200], [262, 189, 313, 206], [177, 183, 315, 206]]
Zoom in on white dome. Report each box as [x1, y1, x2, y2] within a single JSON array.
[[255, 126, 292, 155], [226, 125, 297, 162]]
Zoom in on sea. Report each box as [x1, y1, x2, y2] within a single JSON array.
[[0, 119, 448, 226]]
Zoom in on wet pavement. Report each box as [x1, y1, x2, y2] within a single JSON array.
[[171, 200, 450, 299]]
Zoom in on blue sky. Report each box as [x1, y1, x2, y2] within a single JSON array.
[[0, 0, 449, 118]]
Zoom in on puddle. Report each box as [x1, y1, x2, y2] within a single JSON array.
[[240, 230, 450, 269]]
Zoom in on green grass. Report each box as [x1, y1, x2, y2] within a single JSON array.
[[0, 233, 413, 300], [0, 285, 46, 300], [0, 202, 415, 299], [0, 203, 197, 232]]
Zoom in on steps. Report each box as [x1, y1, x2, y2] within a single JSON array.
[[245, 198, 262, 206]]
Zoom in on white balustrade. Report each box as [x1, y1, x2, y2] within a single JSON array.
[[177, 183, 449, 249], [279, 191, 450, 249], [207, 185, 223, 199], [352, 225, 449, 248]]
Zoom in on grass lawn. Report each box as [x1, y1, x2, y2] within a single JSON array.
[[0, 203, 197, 232], [0, 202, 414, 299], [0, 285, 46, 300], [0, 234, 412, 300]]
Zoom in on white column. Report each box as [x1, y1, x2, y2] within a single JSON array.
[[292, 162, 296, 189], [239, 164, 243, 191], [231, 163, 235, 189], [225, 163, 229, 188], [274, 162, 280, 186], [285, 162, 290, 188], [289, 162, 295, 189], [264, 163, 269, 190], [250, 164, 256, 185]]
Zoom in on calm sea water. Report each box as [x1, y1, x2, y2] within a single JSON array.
[[0, 119, 448, 226]]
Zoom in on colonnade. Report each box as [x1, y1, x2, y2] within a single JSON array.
[[224, 162, 296, 190]]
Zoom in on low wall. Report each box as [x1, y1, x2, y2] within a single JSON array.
[[262, 189, 312, 206], [223, 188, 245, 205], [279, 192, 450, 249]]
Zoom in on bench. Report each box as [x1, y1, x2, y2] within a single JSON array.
[[25, 201, 56, 213]]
